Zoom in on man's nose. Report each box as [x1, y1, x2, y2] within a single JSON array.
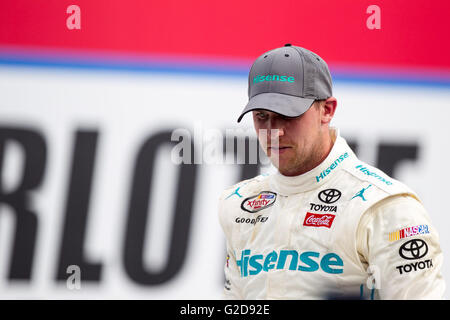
[[267, 118, 285, 139], [267, 127, 284, 147], [268, 128, 284, 139]]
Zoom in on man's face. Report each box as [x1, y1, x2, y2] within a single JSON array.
[[252, 104, 325, 176]]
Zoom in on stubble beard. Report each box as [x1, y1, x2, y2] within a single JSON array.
[[275, 132, 325, 177]]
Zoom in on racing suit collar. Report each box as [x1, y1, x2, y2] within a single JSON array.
[[269, 128, 356, 195]]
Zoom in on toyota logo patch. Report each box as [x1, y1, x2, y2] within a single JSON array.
[[399, 239, 428, 260], [318, 189, 341, 204]]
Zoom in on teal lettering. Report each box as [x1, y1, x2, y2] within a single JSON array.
[[355, 163, 393, 186], [249, 254, 263, 275], [320, 253, 343, 274], [276, 250, 298, 271], [298, 251, 320, 272], [316, 152, 349, 183], [236, 249, 251, 277], [263, 251, 278, 272], [316, 172, 324, 182], [237, 250, 344, 277], [253, 74, 294, 83]]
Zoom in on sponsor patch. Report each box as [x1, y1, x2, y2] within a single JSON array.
[[355, 164, 393, 185], [309, 203, 337, 212], [316, 153, 349, 182], [351, 184, 372, 201], [396, 259, 433, 275], [318, 189, 341, 204], [389, 225, 429, 242], [235, 215, 269, 225], [303, 212, 336, 228], [236, 249, 343, 277], [241, 191, 277, 213], [225, 186, 243, 199], [399, 239, 428, 260]]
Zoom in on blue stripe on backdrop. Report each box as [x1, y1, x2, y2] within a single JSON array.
[[1, 51, 449, 88]]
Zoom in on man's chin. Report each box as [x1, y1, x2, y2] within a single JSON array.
[[270, 159, 299, 176], [277, 167, 300, 177]]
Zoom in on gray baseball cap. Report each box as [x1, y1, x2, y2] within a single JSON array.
[[237, 44, 333, 122]]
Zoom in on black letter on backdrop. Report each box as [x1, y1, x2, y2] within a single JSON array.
[[0, 127, 46, 280], [124, 130, 197, 285], [377, 143, 419, 178], [56, 130, 102, 281]]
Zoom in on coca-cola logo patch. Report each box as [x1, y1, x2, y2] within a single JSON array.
[[303, 212, 336, 228], [241, 191, 277, 213]]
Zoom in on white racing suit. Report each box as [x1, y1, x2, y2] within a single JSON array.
[[218, 128, 445, 299]]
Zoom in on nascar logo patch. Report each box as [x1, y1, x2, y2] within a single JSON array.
[[388, 225, 430, 242]]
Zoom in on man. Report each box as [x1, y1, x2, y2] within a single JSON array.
[[218, 44, 445, 299]]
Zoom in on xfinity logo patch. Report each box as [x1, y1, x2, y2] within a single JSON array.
[[241, 191, 277, 213]]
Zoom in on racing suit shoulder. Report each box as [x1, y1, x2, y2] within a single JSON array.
[[356, 195, 446, 299], [218, 174, 269, 202], [342, 159, 419, 200], [330, 159, 427, 299], [218, 174, 270, 235], [217, 174, 270, 300]]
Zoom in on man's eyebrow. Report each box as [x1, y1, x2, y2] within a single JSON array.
[[254, 110, 268, 115]]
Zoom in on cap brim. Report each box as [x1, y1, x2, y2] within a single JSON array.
[[237, 93, 315, 123]]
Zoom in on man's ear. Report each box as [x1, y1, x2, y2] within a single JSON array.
[[321, 97, 337, 124]]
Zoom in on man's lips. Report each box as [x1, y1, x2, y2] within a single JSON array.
[[268, 146, 292, 154], [268, 146, 291, 150]]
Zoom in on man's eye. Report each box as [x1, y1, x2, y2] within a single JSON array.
[[256, 113, 268, 120]]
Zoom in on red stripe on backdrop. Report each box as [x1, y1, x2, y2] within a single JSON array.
[[1, 0, 449, 71]]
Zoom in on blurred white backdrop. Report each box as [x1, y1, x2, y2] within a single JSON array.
[[0, 65, 448, 298]]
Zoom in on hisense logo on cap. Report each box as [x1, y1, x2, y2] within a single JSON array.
[[253, 74, 295, 84]]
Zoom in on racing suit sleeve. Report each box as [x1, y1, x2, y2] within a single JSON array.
[[218, 192, 244, 299], [356, 194, 446, 299], [222, 241, 244, 299]]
